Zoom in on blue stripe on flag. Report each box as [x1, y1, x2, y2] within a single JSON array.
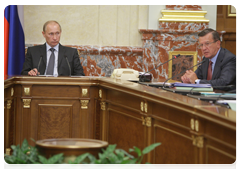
[[5, 5, 25, 76]]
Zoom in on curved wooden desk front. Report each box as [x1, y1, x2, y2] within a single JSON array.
[[4, 76, 235, 164]]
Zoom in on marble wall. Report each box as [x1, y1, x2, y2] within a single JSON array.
[[25, 44, 143, 77], [138, 5, 213, 81]]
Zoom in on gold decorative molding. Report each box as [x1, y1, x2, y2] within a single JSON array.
[[145, 117, 151, 127], [142, 116, 145, 126], [190, 118, 194, 130], [23, 99, 31, 108], [82, 88, 88, 97], [195, 120, 199, 132], [6, 148, 11, 156], [100, 102, 106, 111], [142, 117, 152, 127], [192, 135, 204, 148], [99, 89, 102, 98], [81, 100, 89, 109], [7, 100, 12, 110], [190, 118, 200, 132], [159, 10, 209, 22], [228, 5, 236, 17], [140, 102, 144, 112], [144, 102, 148, 113], [24, 87, 30, 96], [11, 87, 14, 96]]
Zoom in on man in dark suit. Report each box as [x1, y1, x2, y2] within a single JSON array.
[[181, 28, 236, 88], [21, 20, 85, 76]]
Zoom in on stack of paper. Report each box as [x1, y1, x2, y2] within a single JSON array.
[[173, 83, 212, 88]]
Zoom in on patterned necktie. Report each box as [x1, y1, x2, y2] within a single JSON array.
[[46, 48, 55, 75], [207, 60, 213, 80]]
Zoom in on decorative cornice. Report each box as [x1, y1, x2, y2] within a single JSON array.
[[159, 10, 209, 23]]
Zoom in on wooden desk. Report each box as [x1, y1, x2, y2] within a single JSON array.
[[4, 76, 236, 164]]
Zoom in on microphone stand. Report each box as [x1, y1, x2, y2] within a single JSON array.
[[37, 56, 43, 76], [65, 56, 71, 76], [139, 54, 180, 82]]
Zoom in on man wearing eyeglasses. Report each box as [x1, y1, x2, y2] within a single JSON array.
[[181, 28, 236, 89], [21, 20, 85, 76]]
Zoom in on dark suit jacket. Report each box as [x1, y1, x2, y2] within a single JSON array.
[[21, 43, 85, 76], [195, 48, 236, 88]]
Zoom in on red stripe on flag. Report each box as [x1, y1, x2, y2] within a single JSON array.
[[4, 16, 9, 80]]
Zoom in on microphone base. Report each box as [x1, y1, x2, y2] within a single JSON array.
[[139, 73, 152, 82]]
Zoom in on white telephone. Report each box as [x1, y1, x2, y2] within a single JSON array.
[[110, 68, 139, 81]]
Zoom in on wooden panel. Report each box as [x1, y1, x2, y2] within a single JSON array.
[[38, 104, 73, 140], [205, 121, 236, 146], [217, 5, 236, 55], [206, 146, 235, 164], [107, 108, 145, 152], [153, 120, 195, 164], [106, 89, 142, 111], [204, 120, 236, 164], [152, 102, 192, 129], [29, 99, 80, 145], [32, 85, 80, 98]]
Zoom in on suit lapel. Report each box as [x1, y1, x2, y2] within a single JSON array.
[[202, 57, 209, 79], [58, 43, 65, 73], [40, 44, 47, 65], [212, 48, 224, 79], [39, 44, 47, 74]]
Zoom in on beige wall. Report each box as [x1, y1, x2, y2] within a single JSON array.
[[24, 5, 148, 46]]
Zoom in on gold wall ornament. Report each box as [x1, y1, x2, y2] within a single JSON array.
[[140, 102, 144, 112], [190, 118, 195, 130], [100, 102, 106, 111], [24, 87, 30, 96], [195, 136, 204, 148], [7, 100, 12, 110], [81, 100, 89, 109], [6, 148, 11, 156], [159, 10, 209, 22], [145, 117, 151, 127], [192, 135, 204, 148], [142, 116, 145, 125], [144, 102, 148, 113], [195, 120, 199, 132], [11, 87, 14, 96], [23, 99, 31, 108], [99, 89, 102, 98], [82, 88, 88, 97], [192, 135, 196, 145]]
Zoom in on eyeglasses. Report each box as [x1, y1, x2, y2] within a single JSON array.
[[198, 41, 217, 49]]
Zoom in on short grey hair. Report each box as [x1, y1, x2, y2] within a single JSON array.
[[43, 20, 62, 32], [198, 28, 220, 42]]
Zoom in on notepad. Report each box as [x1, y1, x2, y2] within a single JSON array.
[[175, 87, 213, 92]]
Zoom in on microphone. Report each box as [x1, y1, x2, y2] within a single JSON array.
[[65, 56, 71, 76], [37, 55, 43, 76], [162, 58, 207, 88], [139, 54, 181, 82]]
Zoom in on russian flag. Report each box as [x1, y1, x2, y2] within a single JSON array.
[[4, 5, 25, 80]]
